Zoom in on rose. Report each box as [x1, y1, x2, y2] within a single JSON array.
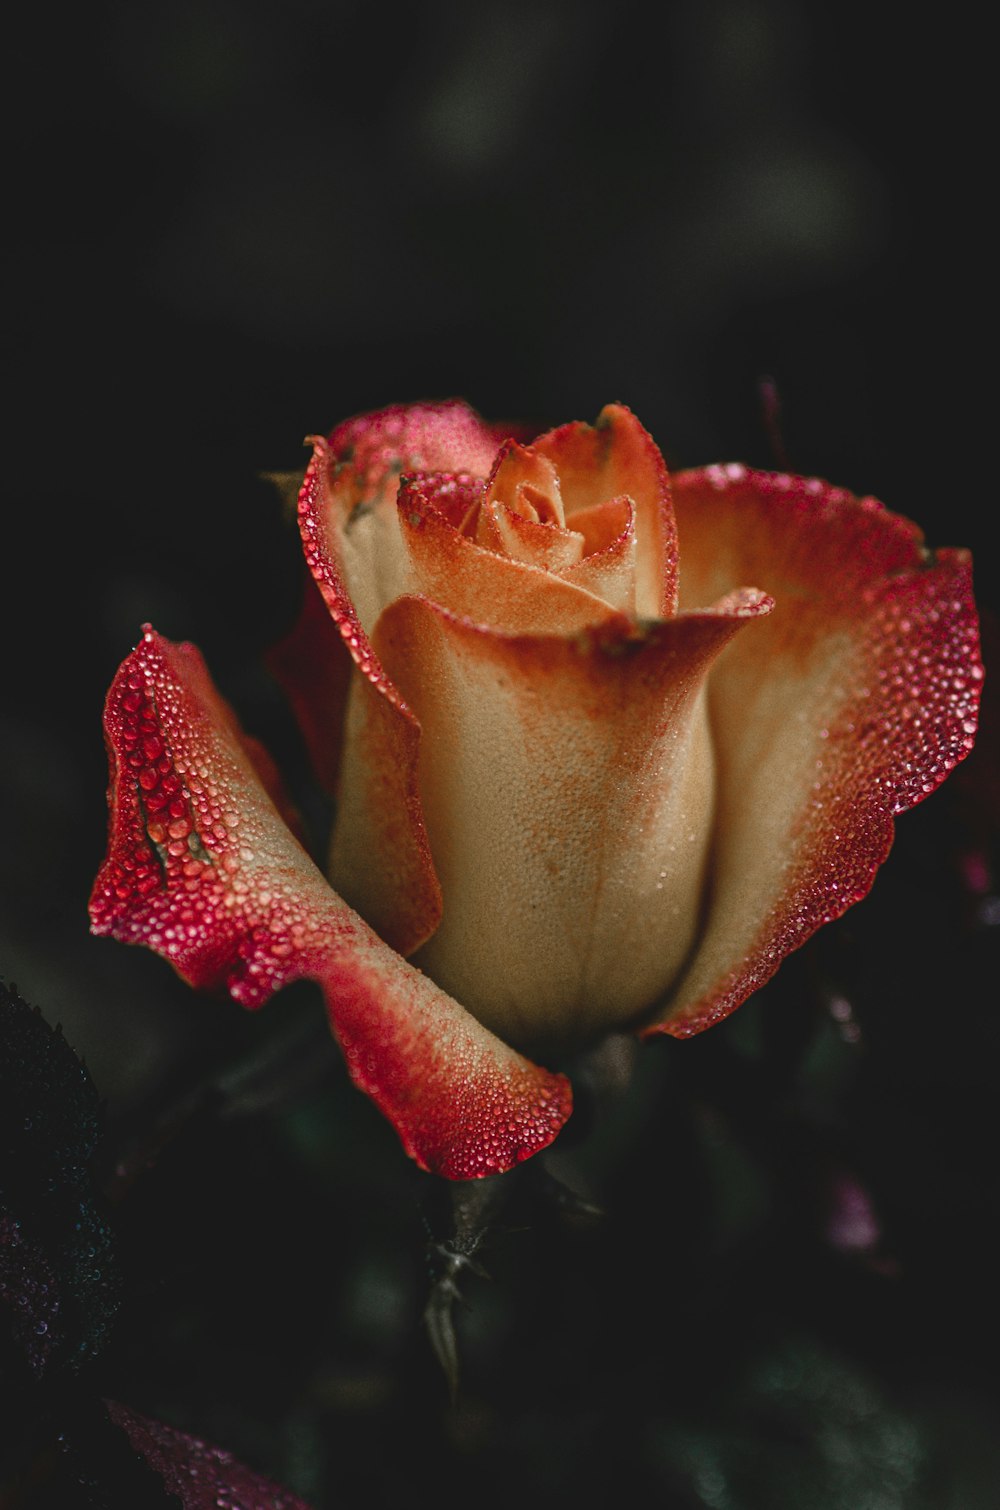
[[91, 401, 981, 1179]]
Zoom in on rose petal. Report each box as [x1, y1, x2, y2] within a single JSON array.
[[407, 468, 486, 531], [299, 437, 440, 954], [485, 504, 586, 572], [397, 474, 624, 634], [328, 398, 506, 487], [297, 405, 527, 951], [560, 495, 637, 615], [650, 466, 982, 1036], [89, 629, 571, 1178], [533, 403, 679, 618], [324, 400, 507, 635], [371, 591, 773, 1050], [481, 437, 568, 527]]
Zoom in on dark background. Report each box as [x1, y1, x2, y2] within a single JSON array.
[[3, 3, 998, 1506]]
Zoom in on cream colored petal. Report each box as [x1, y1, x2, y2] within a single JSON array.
[[298, 439, 442, 956], [371, 592, 773, 1052]]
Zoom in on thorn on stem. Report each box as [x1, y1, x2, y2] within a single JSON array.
[[423, 1247, 490, 1404], [419, 1172, 514, 1400]]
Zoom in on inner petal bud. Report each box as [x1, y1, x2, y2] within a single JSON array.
[[485, 440, 568, 529], [488, 503, 586, 572], [562, 495, 637, 615], [511, 481, 562, 526], [403, 434, 643, 623]]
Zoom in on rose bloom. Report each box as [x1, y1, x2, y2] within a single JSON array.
[[91, 402, 981, 1178]]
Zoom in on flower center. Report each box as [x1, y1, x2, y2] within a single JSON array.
[[460, 440, 587, 573]]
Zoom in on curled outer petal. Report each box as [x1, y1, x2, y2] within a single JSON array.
[[297, 436, 438, 956], [89, 629, 571, 1179], [293, 402, 507, 955], [651, 466, 982, 1036]]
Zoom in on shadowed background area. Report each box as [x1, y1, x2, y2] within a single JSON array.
[[3, 2, 997, 1506]]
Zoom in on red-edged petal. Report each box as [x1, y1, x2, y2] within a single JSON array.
[[89, 630, 571, 1178], [534, 403, 679, 618], [650, 466, 982, 1036], [371, 591, 773, 1051], [296, 404, 525, 951], [321, 399, 508, 635], [298, 438, 440, 955], [327, 398, 506, 496]]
